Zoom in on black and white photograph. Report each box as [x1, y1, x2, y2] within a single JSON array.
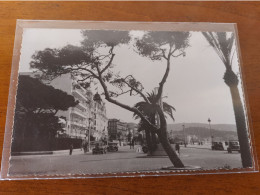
[[4, 21, 256, 178]]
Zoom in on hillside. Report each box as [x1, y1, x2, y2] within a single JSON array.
[[169, 126, 238, 141], [167, 123, 237, 132]]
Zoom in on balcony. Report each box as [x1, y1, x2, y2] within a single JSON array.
[[77, 102, 89, 110], [70, 121, 87, 128], [72, 88, 89, 102], [71, 107, 87, 119]]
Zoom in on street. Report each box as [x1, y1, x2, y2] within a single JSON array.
[[9, 146, 242, 176]]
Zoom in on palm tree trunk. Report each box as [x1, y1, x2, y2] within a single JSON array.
[[157, 125, 184, 168], [150, 114, 157, 152], [156, 105, 184, 168], [224, 69, 253, 168], [228, 84, 252, 167], [144, 128, 153, 154]]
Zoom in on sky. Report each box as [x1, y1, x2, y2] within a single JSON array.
[[19, 28, 246, 125]]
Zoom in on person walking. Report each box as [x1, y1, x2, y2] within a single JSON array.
[[175, 143, 180, 155], [131, 139, 135, 149], [69, 144, 73, 155]]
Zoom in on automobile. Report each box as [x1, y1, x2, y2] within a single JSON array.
[[227, 141, 240, 153], [142, 145, 148, 153], [211, 142, 225, 150], [107, 142, 119, 152], [92, 142, 107, 154]]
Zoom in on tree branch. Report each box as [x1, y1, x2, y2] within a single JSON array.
[[97, 75, 158, 132], [172, 52, 185, 58], [155, 48, 172, 102], [100, 46, 115, 74], [122, 75, 150, 103], [161, 49, 168, 60], [66, 66, 99, 79]]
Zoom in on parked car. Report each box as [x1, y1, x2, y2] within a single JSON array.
[[107, 142, 119, 152], [92, 142, 107, 154], [227, 141, 240, 153], [142, 145, 148, 153], [212, 142, 225, 150], [211, 141, 240, 153]]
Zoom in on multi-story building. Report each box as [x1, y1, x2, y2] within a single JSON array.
[[21, 72, 108, 141], [126, 123, 138, 138], [107, 119, 128, 141]]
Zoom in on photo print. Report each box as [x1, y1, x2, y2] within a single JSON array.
[[1, 21, 257, 180]]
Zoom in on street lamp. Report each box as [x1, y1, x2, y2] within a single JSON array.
[[182, 124, 187, 147], [85, 92, 102, 152], [87, 118, 92, 152], [208, 118, 213, 146], [93, 92, 102, 102]]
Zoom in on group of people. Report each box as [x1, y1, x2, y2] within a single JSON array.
[[69, 140, 181, 155], [69, 141, 89, 155]]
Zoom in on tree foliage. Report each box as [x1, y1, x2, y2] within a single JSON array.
[[133, 91, 176, 121], [13, 75, 78, 152], [16, 75, 78, 114], [202, 32, 235, 69], [81, 30, 131, 48], [136, 31, 190, 61]]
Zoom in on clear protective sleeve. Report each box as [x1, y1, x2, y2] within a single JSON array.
[[0, 20, 258, 180]]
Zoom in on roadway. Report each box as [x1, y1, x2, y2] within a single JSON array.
[[9, 146, 242, 176]]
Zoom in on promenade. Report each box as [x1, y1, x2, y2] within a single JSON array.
[[9, 145, 242, 176]]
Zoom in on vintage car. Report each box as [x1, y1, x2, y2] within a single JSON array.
[[107, 142, 119, 152], [211, 141, 240, 153], [142, 145, 148, 153], [211, 142, 225, 150], [92, 142, 107, 154], [227, 141, 240, 153]]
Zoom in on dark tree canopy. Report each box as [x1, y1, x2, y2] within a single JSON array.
[[12, 75, 78, 152], [81, 30, 131, 48], [16, 75, 78, 114], [30, 45, 95, 79], [136, 31, 190, 61]]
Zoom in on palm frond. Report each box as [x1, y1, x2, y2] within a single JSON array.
[[202, 32, 234, 69], [162, 102, 175, 121]]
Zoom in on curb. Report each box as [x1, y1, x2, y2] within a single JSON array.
[[11, 149, 84, 156]]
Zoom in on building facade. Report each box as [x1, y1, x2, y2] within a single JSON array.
[[108, 119, 139, 143], [107, 119, 128, 141]]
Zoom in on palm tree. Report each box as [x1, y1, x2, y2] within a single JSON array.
[[202, 32, 252, 168], [134, 91, 176, 155]]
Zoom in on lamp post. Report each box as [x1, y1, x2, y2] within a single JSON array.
[[182, 124, 186, 147], [88, 118, 92, 152], [87, 92, 102, 151], [208, 118, 213, 146]]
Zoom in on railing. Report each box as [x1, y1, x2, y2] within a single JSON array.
[[71, 108, 87, 118], [70, 121, 87, 128], [72, 88, 92, 103]]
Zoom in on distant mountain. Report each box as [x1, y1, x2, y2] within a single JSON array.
[[167, 123, 237, 132]]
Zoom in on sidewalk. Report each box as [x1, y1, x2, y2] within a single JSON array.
[[11, 148, 86, 156], [185, 144, 211, 150]]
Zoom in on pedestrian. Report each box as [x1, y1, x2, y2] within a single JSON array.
[[69, 144, 73, 155], [131, 139, 135, 149], [175, 143, 180, 155]]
